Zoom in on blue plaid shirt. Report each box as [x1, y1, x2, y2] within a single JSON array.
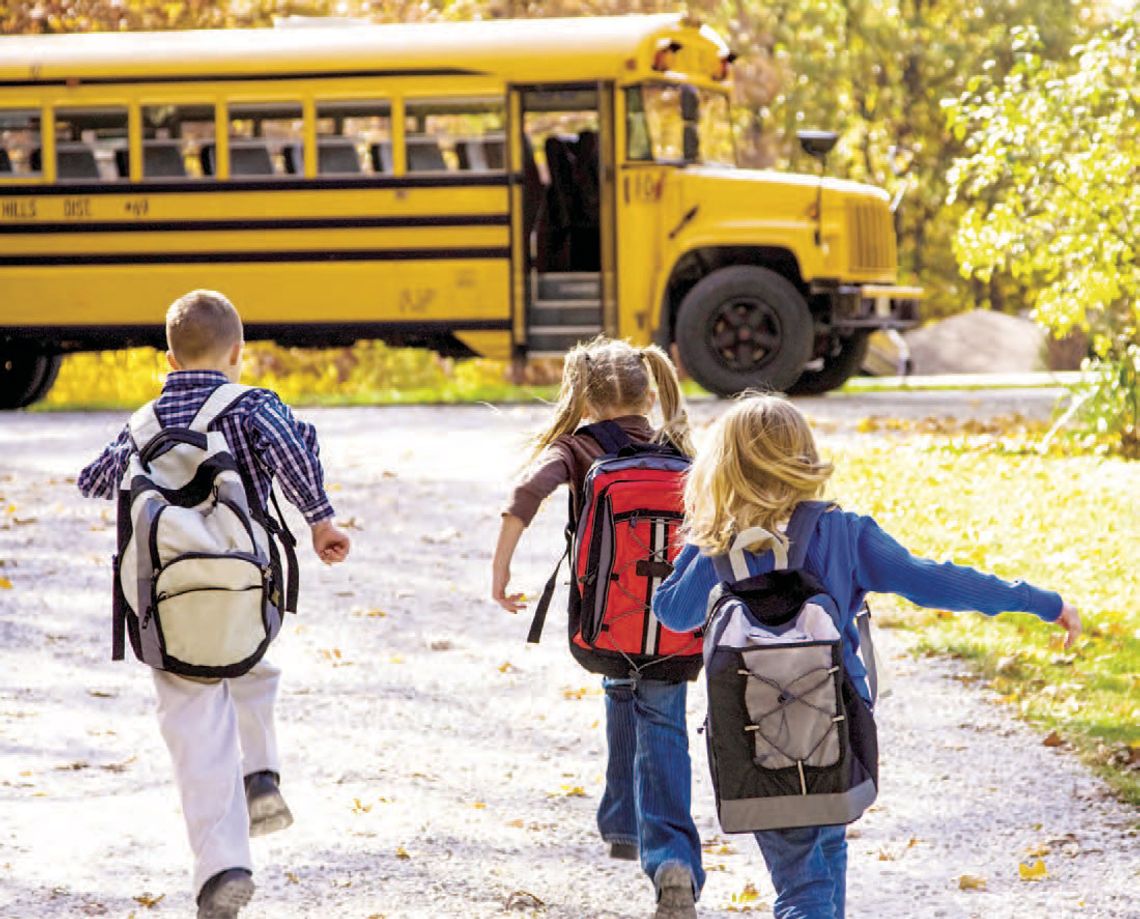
[[78, 370, 335, 525]]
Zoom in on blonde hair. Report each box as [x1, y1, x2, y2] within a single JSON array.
[[532, 337, 694, 459], [166, 289, 243, 363], [684, 393, 833, 556]]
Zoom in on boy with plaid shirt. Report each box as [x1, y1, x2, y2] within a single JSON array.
[[79, 290, 350, 919]]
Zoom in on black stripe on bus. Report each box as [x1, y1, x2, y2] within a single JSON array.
[[0, 214, 510, 235], [0, 173, 515, 196], [0, 67, 487, 89], [0, 247, 510, 267]]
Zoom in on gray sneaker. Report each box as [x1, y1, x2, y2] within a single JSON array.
[[244, 770, 294, 837], [197, 868, 254, 919], [654, 863, 697, 919]]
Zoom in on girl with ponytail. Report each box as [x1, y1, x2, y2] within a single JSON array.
[[492, 337, 703, 919]]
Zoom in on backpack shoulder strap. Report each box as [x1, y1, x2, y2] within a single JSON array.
[[576, 420, 631, 456], [189, 383, 254, 434], [785, 500, 835, 570], [127, 400, 162, 452]]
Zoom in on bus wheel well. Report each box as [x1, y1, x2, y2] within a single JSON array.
[[657, 246, 805, 346]]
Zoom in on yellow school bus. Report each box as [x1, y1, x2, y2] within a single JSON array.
[[0, 13, 920, 408]]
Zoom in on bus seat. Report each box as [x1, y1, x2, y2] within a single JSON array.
[[406, 137, 447, 172], [282, 144, 303, 175], [31, 144, 100, 180], [284, 139, 363, 175], [0, 149, 11, 172], [200, 142, 274, 177], [456, 139, 487, 172], [370, 142, 393, 173], [230, 143, 274, 176], [115, 142, 187, 179], [318, 138, 362, 174], [483, 135, 506, 170]]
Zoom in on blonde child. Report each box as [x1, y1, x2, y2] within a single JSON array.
[[652, 394, 1080, 919], [492, 338, 704, 919], [78, 291, 350, 919]]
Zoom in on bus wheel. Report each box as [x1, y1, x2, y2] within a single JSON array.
[[787, 332, 870, 396], [0, 353, 62, 410], [675, 266, 813, 396]]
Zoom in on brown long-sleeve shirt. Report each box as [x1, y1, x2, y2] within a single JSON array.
[[503, 415, 657, 525]]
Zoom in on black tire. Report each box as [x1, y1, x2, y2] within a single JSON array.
[[0, 352, 62, 410], [674, 265, 813, 396], [787, 332, 870, 396]]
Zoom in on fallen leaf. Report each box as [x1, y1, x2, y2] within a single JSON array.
[[1025, 843, 1052, 858], [0, 578, 11, 590], [958, 874, 987, 891], [506, 818, 526, 828], [1018, 859, 1048, 881], [395, 845, 410, 860], [1043, 731, 1064, 748], [547, 784, 587, 798], [472, 801, 486, 810], [505, 890, 544, 910], [498, 661, 516, 674], [132, 893, 164, 909], [284, 871, 299, 885], [351, 798, 372, 814]]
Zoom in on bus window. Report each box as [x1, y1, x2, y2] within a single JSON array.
[[0, 110, 42, 178], [313, 100, 391, 175], [699, 90, 735, 166], [51, 107, 128, 181], [138, 104, 215, 180], [223, 102, 303, 178], [625, 85, 735, 166], [404, 98, 505, 173]]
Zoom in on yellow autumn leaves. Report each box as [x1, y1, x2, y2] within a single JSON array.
[[40, 343, 545, 410]]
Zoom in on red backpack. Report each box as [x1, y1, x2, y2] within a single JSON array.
[[526, 421, 704, 682]]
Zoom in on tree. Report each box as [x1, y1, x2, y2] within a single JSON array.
[[945, 19, 1139, 456], [723, 0, 1093, 317]]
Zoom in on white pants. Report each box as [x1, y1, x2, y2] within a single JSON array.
[[152, 659, 281, 895]]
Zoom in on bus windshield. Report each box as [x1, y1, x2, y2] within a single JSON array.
[[627, 84, 735, 167]]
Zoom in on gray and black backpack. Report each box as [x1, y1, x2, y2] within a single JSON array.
[[702, 500, 879, 833], [112, 383, 298, 679]]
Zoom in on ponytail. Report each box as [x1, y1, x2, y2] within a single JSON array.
[[530, 345, 591, 461], [640, 345, 695, 457]]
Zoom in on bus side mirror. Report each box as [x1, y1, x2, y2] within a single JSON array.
[[797, 130, 838, 162]]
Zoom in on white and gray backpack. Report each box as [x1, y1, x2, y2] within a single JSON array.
[[112, 383, 298, 679], [703, 500, 879, 833]]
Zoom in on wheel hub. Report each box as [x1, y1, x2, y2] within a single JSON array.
[[709, 298, 782, 372]]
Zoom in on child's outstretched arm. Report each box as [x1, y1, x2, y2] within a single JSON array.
[[248, 394, 350, 564], [845, 514, 1081, 646], [492, 514, 527, 612], [492, 445, 573, 613], [77, 426, 133, 500]]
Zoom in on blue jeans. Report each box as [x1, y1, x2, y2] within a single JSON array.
[[597, 677, 705, 896], [754, 824, 847, 919]]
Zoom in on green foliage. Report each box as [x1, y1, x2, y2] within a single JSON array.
[[831, 441, 1140, 804], [727, 0, 1093, 318], [946, 19, 1139, 455]]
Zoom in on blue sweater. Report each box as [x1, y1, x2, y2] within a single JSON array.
[[653, 508, 1063, 701]]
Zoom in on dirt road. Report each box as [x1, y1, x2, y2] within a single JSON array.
[[0, 395, 1134, 918]]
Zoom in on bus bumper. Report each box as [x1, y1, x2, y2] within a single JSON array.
[[821, 284, 924, 331]]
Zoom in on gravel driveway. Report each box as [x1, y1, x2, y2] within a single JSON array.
[[0, 395, 1134, 918]]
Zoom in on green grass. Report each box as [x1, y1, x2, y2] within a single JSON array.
[[829, 442, 1140, 805]]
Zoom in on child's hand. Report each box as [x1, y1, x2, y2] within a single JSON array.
[[311, 519, 351, 565], [492, 563, 526, 613], [1057, 602, 1081, 649]]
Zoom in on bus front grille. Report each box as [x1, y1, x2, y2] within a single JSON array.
[[846, 201, 897, 274]]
